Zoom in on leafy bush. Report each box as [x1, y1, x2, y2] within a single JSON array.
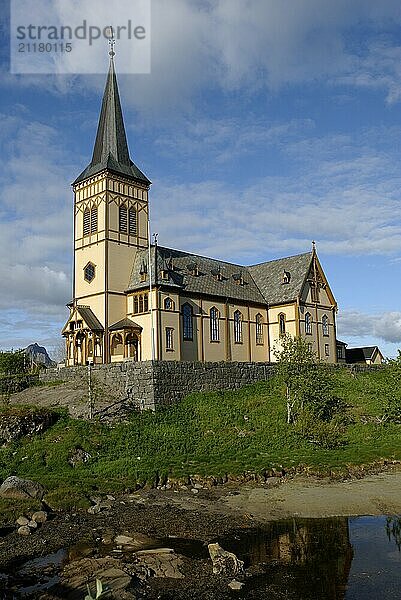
[[295, 410, 345, 449]]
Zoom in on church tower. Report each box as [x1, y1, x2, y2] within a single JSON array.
[[63, 52, 151, 365]]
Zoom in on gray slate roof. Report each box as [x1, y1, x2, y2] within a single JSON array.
[[74, 58, 150, 186], [127, 246, 313, 306], [249, 252, 312, 304], [109, 318, 142, 331], [345, 346, 380, 363], [77, 306, 104, 331]]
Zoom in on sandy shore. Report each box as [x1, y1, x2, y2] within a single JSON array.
[[163, 470, 401, 522]]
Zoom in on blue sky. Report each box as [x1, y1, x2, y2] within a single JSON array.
[[1, 0, 401, 358]]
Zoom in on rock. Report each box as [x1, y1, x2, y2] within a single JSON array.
[[106, 494, 115, 501], [193, 483, 203, 490], [16, 516, 29, 526], [68, 447, 91, 467], [17, 526, 31, 536], [0, 476, 45, 500], [32, 510, 47, 523], [191, 488, 199, 494], [208, 543, 244, 577], [0, 410, 58, 445], [114, 535, 134, 545], [87, 504, 101, 515], [228, 579, 245, 590], [27, 520, 38, 530], [134, 548, 184, 579], [62, 557, 131, 596]]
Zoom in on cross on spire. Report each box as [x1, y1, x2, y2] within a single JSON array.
[[108, 25, 115, 58]]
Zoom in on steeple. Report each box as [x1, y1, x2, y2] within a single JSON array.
[[74, 56, 150, 185]]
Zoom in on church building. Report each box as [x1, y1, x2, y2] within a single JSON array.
[[62, 53, 339, 366]]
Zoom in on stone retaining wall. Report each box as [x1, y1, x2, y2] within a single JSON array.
[[40, 360, 276, 413], [39, 360, 381, 416]]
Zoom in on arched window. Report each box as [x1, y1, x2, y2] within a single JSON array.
[[279, 313, 286, 337], [111, 334, 123, 356], [210, 307, 219, 342], [305, 312, 312, 335], [129, 207, 137, 235], [322, 314, 329, 336], [164, 297, 174, 311], [234, 310, 243, 344], [256, 314, 263, 345], [90, 206, 98, 233], [182, 303, 193, 341], [119, 204, 128, 233], [83, 207, 90, 236]]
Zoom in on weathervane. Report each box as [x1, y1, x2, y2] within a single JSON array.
[[108, 25, 116, 58]]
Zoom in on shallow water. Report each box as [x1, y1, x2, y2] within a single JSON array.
[[2, 515, 401, 598]]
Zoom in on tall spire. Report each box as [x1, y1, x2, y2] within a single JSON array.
[[74, 54, 150, 185]]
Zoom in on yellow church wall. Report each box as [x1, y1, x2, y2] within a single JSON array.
[[268, 304, 297, 359], [228, 303, 250, 362], [249, 306, 269, 362], [74, 243, 106, 299], [179, 296, 201, 362], [202, 299, 227, 362], [107, 244, 137, 291]]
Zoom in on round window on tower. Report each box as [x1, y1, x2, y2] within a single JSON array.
[[84, 262, 96, 283]]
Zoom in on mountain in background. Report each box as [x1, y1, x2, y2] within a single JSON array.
[[24, 343, 56, 368]]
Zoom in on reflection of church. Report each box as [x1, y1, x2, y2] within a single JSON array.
[[62, 52, 339, 366]]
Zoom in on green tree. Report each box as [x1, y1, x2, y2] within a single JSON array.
[[379, 351, 401, 423], [273, 334, 317, 424], [0, 350, 28, 375], [273, 335, 346, 440]]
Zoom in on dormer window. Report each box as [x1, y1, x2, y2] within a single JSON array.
[[161, 269, 169, 281], [139, 261, 147, 283], [187, 262, 199, 277], [211, 268, 223, 281], [282, 271, 291, 284], [233, 273, 244, 286]]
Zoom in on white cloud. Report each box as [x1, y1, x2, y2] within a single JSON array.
[[338, 310, 401, 344], [4, 0, 401, 111]]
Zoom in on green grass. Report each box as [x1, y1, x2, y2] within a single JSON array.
[[0, 368, 400, 513]]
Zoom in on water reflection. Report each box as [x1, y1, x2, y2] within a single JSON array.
[[219, 518, 353, 599], [2, 515, 401, 598]]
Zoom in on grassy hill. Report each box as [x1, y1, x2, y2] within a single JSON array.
[[0, 367, 400, 511]]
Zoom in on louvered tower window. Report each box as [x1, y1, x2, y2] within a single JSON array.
[[119, 205, 128, 233], [83, 208, 90, 236], [129, 207, 137, 235], [91, 206, 98, 233]]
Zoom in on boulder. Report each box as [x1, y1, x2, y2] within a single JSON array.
[[67, 447, 91, 468], [32, 510, 47, 523], [208, 543, 244, 577], [228, 579, 245, 590], [134, 548, 185, 579], [16, 516, 29, 526], [0, 411, 58, 445], [0, 476, 45, 500], [17, 526, 31, 536], [62, 557, 131, 597]]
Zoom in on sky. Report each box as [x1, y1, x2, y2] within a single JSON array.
[[1, 0, 401, 358]]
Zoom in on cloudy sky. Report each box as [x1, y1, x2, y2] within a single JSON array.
[[1, 0, 401, 358]]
